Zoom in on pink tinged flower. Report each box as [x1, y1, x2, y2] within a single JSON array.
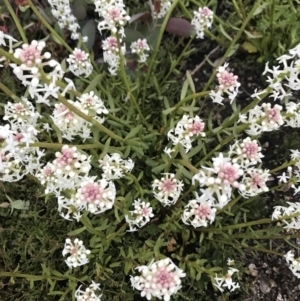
[[187, 117, 205, 136], [102, 36, 119, 53], [62, 238, 91, 268], [152, 173, 184, 206], [75, 177, 116, 214], [249, 172, 265, 190], [125, 199, 154, 232], [14, 40, 45, 67], [196, 203, 212, 219], [130, 258, 186, 301], [263, 103, 283, 123], [182, 198, 216, 228], [241, 140, 259, 159], [214, 162, 242, 187], [217, 68, 240, 92], [75, 281, 102, 301], [191, 6, 213, 39]]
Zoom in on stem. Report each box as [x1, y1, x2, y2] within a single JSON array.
[[0, 82, 22, 102], [27, 0, 73, 53], [4, 0, 28, 43], [142, 0, 180, 102], [202, 0, 265, 93], [29, 142, 126, 151], [160, 37, 194, 86], [117, 35, 150, 130], [57, 94, 125, 143]]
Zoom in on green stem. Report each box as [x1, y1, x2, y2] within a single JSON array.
[[202, 0, 265, 93], [142, 0, 180, 102], [27, 0, 73, 53], [160, 37, 194, 86], [4, 0, 28, 43], [29, 142, 126, 151], [117, 35, 150, 130], [0, 82, 22, 102], [57, 94, 125, 143]]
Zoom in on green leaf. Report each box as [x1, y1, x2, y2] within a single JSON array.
[[162, 107, 175, 115], [186, 71, 195, 93], [67, 227, 86, 236], [180, 78, 189, 100], [219, 24, 232, 41], [82, 19, 96, 50], [125, 125, 143, 140], [242, 41, 258, 53], [84, 74, 102, 94]]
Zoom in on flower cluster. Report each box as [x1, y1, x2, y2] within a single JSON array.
[[150, 0, 173, 19], [75, 281, 102, 301], [284, 251, 300, 278], [94, 0, 130, 75], [182, 193, 216, 228], [75, 177, 116, 214], [167, 115, 206, 153], [48, 0, 83, 40], [98, 153, 134, 180], [52, 93, 108, 141], [191, 7, 213, 39], [152, 173, 184, 206], [130, 258, 186, 301], [228, 137, 264, 167], [11, 40, 52, 87], [239, 103, 284, 136], [214, 265, 240, 292], [67, 48, 93, 78], [36, 145, 91, 197], [62, 238, 91, 268], [95, 0, 130, 38], [193, 139, 269, 208], [210, 63, 240, 104], [130, 39, 150, 63], [272, 201, 300, 229], [125, 199, 154, 232], [102, 36, 126, 75]]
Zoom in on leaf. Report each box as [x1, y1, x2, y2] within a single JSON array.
[[162, 107, 175, 115], [180, 78, 189, 100], [72, 0, 87, 20], [186, 71, 195, 93], [82, 19, 96, 50], [125, 125, 143, 140], [67, 227, 86, 236], [218, 24, 232, 41], [165, 18, 196, 37], [129, 12, 152, 24], [242, 41, 258, 53]]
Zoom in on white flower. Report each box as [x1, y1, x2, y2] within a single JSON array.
[[152, 173, 184, 206], [75, 281, 102, 301], [284, 250, 300, 278], [67, 48, 93, 77], [167, 115, 206, 153], [130, 39, 150, 63], [99, 153, 134, 180], [62, 238, 91, 268], [75, 177, 116, 214], [125, 199, 154, 231], [48, 0, 81, 40], [182, 196, 216, 228], [191, 7, 213, 39], [130, 258, 186, 301], [214, 267, 240, 292], [150, 0, 173, 19]]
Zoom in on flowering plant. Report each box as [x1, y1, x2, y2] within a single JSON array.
[[1, 0, 300, 300]]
